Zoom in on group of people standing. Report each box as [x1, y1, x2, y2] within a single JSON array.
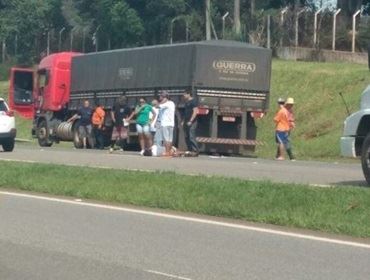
[[274, 97, 296, 161], [68, 90, 199, 157]]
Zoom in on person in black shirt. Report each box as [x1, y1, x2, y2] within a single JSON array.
[[110, 96, 131, 152], [182, 91, 199, 156], [68, 99, 93, 148]]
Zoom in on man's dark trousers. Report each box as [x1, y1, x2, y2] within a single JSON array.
[[184, 121, 198, 153]]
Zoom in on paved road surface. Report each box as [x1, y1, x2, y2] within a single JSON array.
[[1, 191, 370, 280], [0, 144, 366, 186]]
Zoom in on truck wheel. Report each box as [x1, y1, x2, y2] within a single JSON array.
[[37, 120, 53, 147], [361, 133, 370, 185], [73, 128, 83, 149], [2, 138, 15, 152]]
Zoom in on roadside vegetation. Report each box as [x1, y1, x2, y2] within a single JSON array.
[[1, 161, 370, 238]]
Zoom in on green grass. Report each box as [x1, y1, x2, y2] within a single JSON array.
[[1, 161, 370, 238], [1, 59, 370, 158]]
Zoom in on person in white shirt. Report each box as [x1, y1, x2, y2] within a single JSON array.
[[150, 99, 160, 146], [158, 91, 175, 156]]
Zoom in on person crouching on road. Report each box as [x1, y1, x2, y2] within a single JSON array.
[[110, 96, 130, 153], [274, 97, 295, 161], [127, 97, 156, 155], [92, 102, 105, 150], [68, 99, 93, 149], [182, 91, 199, 156], [158, 91, 176, 156]]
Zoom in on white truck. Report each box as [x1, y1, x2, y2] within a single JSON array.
[[341, 85, 370, 184]]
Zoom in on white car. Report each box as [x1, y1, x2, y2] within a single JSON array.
[[0, 98, 16, 151]]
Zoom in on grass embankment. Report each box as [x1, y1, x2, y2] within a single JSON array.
[[256, 60, 370, 160], [1, 60, 370, 158], [1, 161, 370, 238]]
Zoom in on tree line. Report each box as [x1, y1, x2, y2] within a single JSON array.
[[0, 0, 369, 64]]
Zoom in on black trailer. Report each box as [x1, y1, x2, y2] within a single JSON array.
[[69, 40, 272, 155]]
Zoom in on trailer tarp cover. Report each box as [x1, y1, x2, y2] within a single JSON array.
[[70, 40, 271, 94]]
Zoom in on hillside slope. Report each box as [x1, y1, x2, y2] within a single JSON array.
[[1, 60, 370, 160], [256, 60, 370, 160]]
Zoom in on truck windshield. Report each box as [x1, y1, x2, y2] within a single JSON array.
[[13, 71, 33, 105]]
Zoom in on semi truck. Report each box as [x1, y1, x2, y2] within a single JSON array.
[[341, 85, 370, 184], [9, 40, 272, 155]]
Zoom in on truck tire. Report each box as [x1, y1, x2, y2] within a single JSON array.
[[73, 127, 83, 149], [361, 133, 370, 185], [37, 120, 53, 147], [2, 138, 15, 152]]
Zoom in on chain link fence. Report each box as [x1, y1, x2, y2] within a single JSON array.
[[245, 9, 370, 53]]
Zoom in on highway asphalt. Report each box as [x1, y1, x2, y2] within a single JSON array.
[[1, 191, 370, 280], [0, 144, 366, 186]]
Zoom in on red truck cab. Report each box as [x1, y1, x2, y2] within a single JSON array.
[[9, 52, 81, 118]]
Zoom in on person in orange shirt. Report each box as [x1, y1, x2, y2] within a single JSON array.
[[274, 97, 295, 160], [92, 102, 106, 150], [275, 98, 285, 159]]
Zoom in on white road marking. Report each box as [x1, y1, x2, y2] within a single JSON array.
[[309, 184, 333, 188], [0, 158, 36, 164], [1, 190, 370, 250], [145, 270, 192, 280]]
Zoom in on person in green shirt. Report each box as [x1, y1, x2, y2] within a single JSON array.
[[126, 97, 156, 155]]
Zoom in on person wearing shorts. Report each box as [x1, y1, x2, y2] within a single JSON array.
[[274, 98, 295, 160], [127, 98, 156, 155], [158, 91, 175, 156], [150, 99, 161, 146], [275, 98, 285, 158]]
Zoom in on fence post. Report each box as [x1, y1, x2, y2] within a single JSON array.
[[47, 30, 50, 56], [314, 8, 323, 47], [14, 33, 18, 57], [82, 28, 86, 53], [59, 27, 65, 52], [93, 25, 101, 53], [295, 9, 306, 48], [2, 41, 6, 63], [332, 9, 341, 51], [222, 12, 229, 39], [280, 7, 288, 47], [186, 20, 189, 42], [70, 27, 77, 51], [352, 10, 361, 53], [267, 15, 271, 49]]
